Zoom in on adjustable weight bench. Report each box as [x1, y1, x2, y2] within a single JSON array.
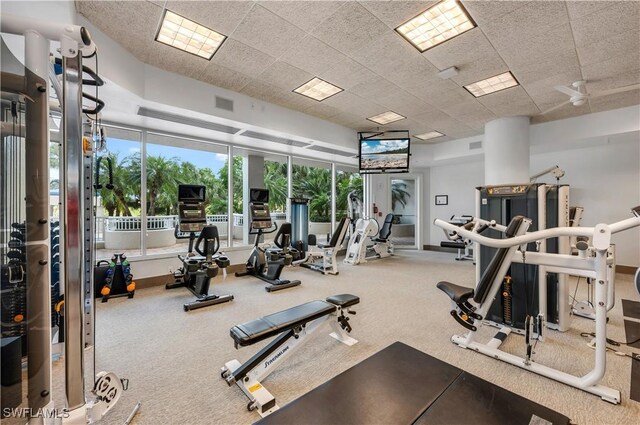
[[221, 294, 359, 417]]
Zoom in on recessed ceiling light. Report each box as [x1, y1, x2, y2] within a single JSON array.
[[293, 77, 344, 101], [464, 71, 519, 97], [396, 0, 476, 53], [155, 10, 226, 60], [415, 131, 444, 140], [367, 111, 407, 125]]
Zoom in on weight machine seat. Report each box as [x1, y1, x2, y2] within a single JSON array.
[[372, 213, 394, 243], [440, 241, 465, 249], [230, 294, 359, 347], [437, 215, 526, 306], [317, 217, 349, 249]]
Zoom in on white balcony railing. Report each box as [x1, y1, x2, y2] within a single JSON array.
[[95, 212, 287, 242]]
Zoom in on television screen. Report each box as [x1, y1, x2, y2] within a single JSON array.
[[178, 184, 205, 202], [249, 188, 269, 203], [359, 138, 410, 173]]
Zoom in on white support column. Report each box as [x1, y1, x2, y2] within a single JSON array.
[[331, 163, 336, 235], [484, 116, 530, 185], [227, 146, 233, 247]]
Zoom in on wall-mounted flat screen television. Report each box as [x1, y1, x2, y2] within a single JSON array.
[[359, 138, 410, 173]]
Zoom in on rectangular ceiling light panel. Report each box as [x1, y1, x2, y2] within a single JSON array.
[[396, 0, 476, 52], [414, 131, 444, 140], [156, 10, 226, 60], [464, 71, 519, 97], [367, 111, 406, 125], [293, 77, 344, 101]]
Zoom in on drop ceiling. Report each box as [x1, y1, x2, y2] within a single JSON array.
[[76, 1, 640, 144]]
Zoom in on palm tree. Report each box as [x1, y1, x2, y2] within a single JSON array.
[[218, 156, 243, 213], [391, 180, 411, 211], [97, 152, 139, 216], [146, 155, 179, 216], [336, 172, 363, 219], [296, 166, 332, 222], [264, 161, 288, 212]]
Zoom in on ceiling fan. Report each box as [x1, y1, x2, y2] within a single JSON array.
[[539, 80, 640, 115]]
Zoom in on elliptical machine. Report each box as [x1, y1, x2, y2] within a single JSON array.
[[235, 189, 302, 292], [166, 185, 233, 311]]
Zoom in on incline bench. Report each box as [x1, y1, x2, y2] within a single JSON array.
[[221, 294, 359, 417]]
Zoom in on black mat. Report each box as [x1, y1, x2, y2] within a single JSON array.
[[256, 342, 461, 425], [631, 353, 640, 403], [256, 342, 570, 425], [623, 320, 640, 349], [414, 372, 570, 425], [622, 299, 640, 320]]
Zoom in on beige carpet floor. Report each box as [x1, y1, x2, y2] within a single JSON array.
[[48, 251, 640, 425]]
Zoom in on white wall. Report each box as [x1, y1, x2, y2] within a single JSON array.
[[531, 138, 640, 267], [421, 138, 640, 267], [427, 161, 484, 247]]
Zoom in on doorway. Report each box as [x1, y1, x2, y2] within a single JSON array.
[[389, 175, 420, 249]]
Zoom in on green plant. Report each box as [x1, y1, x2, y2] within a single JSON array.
[[391, 180, 411, 211]]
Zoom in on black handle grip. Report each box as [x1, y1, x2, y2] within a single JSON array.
[[632, 205, 640, 217], [477, 224, 490, 234], [82, 92, 105, 115]]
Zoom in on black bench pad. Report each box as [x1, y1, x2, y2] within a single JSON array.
[[440, 241, 465, 249], [437, 281, 474, 304], [326, 294, 359, 308], [230, 300, 336, 347]]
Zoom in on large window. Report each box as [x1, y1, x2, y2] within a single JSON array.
[[336, 166, 362, 221], [292, 158, 331, 242], [145, 133, 228, 254], [95, 127, 142, 260]]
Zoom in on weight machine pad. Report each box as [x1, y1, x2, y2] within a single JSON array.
[[623, 320, 640, 349], [414, 372, 570, 425], [230, 301, 337, 347], [440, 241, 466, 249], [256, 342, 569, 425], [622, 299, 640, 320], [256, 342, 461, 425]]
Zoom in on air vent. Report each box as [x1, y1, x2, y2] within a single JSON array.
[[469, 141, 482, 150], [215, 96, 234, 112], [240, 130, 310, 147], [137, 106, 241, 134], [307, 145, 356, 157]]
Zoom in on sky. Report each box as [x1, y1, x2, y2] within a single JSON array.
[[361, 139, 409, 155], [106, 137, 227, 174]]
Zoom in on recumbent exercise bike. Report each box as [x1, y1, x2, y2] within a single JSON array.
[[166, 185, 233, 311]]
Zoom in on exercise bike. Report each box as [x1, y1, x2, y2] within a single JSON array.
[[235, 189, 301, 292], [166, 185, 233, 311]]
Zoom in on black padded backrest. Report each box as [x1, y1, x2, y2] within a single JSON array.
[[327, 217, 348, 248], [378, 214, 394, 240], [274, 222, 292, 249], [473, 216, 525, 304], [195, 225, 220, 256]]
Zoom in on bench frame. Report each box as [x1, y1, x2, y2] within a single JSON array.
[[221, 300, 358, 417]]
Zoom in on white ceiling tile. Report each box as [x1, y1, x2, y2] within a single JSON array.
[[570, 1, 640, 47], [211, 38, 276, 78], [350, 77, 400, 100], [311, 2, 389, 55], [531, 102, 591, 124], [164, 1, 254, 36], [510, 51, 582, 85], [423, 28, 494, 68], [412, 109, 461, 133], [231, 4, 306, 58], [302, 102, 344, 120], [441, 100, 497, 130], [577, 30, 640, 67], [322, 91, 387, 118], [146, 42, 210, 80], [276, 91, 323, 111], [581, 50, 640, 81], [477, 86, 540, 117], [279, 36, 345, 75], [589, 88, 640, 113], [359, 1, 438, 29], [77, 0, 162, 62], [460, 0, 530, 26], [240, 79, 285, 104], [586, 69, 640, 93], [378, 92, 437, 117], [255, 61, 314, 90], [258, 1, 345, 32], [317, 57, 379, 90], [198, 62, 253, 92], [565, 1, 613, 21], [522, 71, 585, 108]]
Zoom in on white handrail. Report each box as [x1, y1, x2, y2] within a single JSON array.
[[434, 214, 640, 250]]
